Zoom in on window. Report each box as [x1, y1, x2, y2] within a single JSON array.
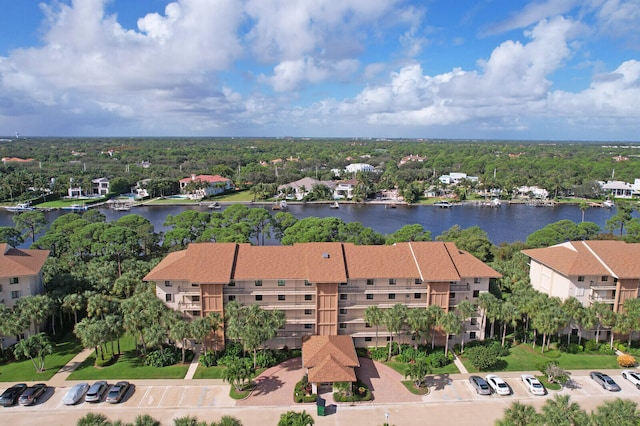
[[340, 294, 347, 300], [228, 281, 235, 287], [255, 295, 263, 301], [474, 278, 481, 284], [255, 280, 263, 286], [364, 337, 372, 342], [389, 278, 396, 285], [415, 278, 422, 285], [278, 280, 286, 286], [575, 287, 585, 297], [388, 294, 396, 300], [304, 280, 312, 286], [339, 323, 346, 329], [228, 295, 236, 302], [449, 292, 456, 299], [601, 276, 609, 282], [365, 323, 371, 328], [11, 290, 21, 299], [304, 309, 312, 315], [366, 279, 374, 286], [192, 310, 201, 317], [366, 294, 374, 300], [10, 277, 19, 284], [470, 332, 477, 339], [304, 324, 313, 329], [470, 318, 478, 325], [339, 308, 347, 315], [473, 290, 480, 298], [191, 283, 199, 287], [164, 280, 172, 287], [165, 294, 173, 302], [304, 295, 312, 301], [414, 293, 421, 299], [278, 295, 286, 301], [577, 276, 585, 282]]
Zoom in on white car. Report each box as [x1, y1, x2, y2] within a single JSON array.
[[485, 374, 511, 395], [63, 382, 89, 405], [622, 370, 640, 389], [521, 374, 546, 395]]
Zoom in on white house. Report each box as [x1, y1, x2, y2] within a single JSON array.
[[439, 173, 479, 185], [345, 163, 375, 174], [598, 179, 640, 198], [92, 178, 110, 196], [333, 179, 358, 199], [179, 174, 233, 199], [278, 177, 336, 200]]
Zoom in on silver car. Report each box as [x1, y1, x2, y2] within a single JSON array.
[[590, 371, 621, 392], [469, 375, 491, 395], [85, 381, 108, 403], [63, 383, 89, 405]]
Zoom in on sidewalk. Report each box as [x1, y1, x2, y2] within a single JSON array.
[[452, 352, 468, 374], [47, 347, 94, 387], [183, 352, 200, 380]]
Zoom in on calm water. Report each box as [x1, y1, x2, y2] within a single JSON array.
[[0, 202, 625, 247]]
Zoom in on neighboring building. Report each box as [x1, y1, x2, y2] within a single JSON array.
[[522, 240, 640, 313], [68, 186, 84, 198], [399, 154, 426, 166], [179, 174, 233, 199], [517, 185, 549, 199], [0, 244, 50, 346], [333, 179, 358, 199], [345, 163, 375, 174], [1, 157, 35, 164], [598, 179, 640, 199], [92, 178, 110, 196], [438, 173, 478, 185], [144, 241, 501, 350], [302, 335, 360, 394], [278, 177, 336, 201]]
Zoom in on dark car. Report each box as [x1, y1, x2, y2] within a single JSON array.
[[469, 375, 491, 395], [106, 381, 130, 404], [18, 383, 47, 406], [85, 381, 109, 403], [0, 384, 27, 406], [590, 371, 621, 392]]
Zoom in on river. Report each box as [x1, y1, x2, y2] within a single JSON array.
[[0, 201, 627, 248]]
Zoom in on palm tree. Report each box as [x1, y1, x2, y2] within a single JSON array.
[[562, 297, 585, 345], [499, 301, 519, 347], [406, 308, 431, 349], [438, 311, 462, 357], [277, 410, 314, 426], [591, 301, 614, 344], [381, 304, 408, 361], [591, 398, 640, 425], [426, 304, 444, 349], [541, 394, 588, 426], [364, 305, 384, 348], [496, 401, 539, 426], [456, 300, 476, 352], [478, 292, 501, 340], [403, 357, 432, 387], [77, 413, 111, 426], [63, 293, 86, 325], [579, 201, 589, 223], [133, 414, 161, 426]]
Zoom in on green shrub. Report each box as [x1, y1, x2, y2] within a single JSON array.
[[293, 375, 316, 403], [254, 350, 277, 368], [333, 380, 371, 402], [585, 340, 600, 352], [465, 346, 501, 371], [616, 342, 628, 352], [370, 347, 388, 361], [199, 351, 218, 367], [598, 344, 615, 355], [543, 350, 561, 359], [427, 351, 451, 368], [144, 346, 181, 367]]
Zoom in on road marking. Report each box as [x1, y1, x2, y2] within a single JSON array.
[[158, 386, 170, 407], [138, 386, 153, 408]]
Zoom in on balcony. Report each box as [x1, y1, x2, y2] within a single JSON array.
[[177, 286, 200, 294], [450, 283, 470, 292], [589, 281, 617, 291], [589, 294, 615, 304], [178, 301, 201, 310]]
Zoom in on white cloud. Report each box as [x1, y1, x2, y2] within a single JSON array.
[[262, 57, 360, 92], [483, 0, 578, 35]]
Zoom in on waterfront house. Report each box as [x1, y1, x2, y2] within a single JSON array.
[[179, 174, 233, 199], [144, 241, 502, 350], [333, 179, 358, 199], [598, 179, 640, 199], [345, 163, 375, 174], [278, 177, 336, 201], [0, 244, 49, 346], [92, 178, 110, 196]]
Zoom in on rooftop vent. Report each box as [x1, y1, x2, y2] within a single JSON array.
[[322, 252, 330, 259]]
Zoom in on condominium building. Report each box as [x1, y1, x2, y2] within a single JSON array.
[[522, 240, 640, 312], [0, 243, 50, 345], [144, 242, 501, 349]]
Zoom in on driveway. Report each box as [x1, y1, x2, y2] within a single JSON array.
[[237, 357, 422, 407]]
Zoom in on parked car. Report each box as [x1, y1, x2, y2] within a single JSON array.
[[85, 381, 109, 403], [622, 370, 640, 389], [469, 375, 491, 395], [521, 374, 546, 395], [18, 383, 47, 406], [106, 381, 130, 404], [590, 371, 621, 391], [485, 374, 511, 396], [63, 382, 89, 405], [0, 383, 27, 406]]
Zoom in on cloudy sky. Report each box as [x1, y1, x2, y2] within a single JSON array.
[[0, 0, 639, 140]]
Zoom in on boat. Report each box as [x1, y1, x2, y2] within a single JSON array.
[[385, 203, 397, 209], [433, 201, 453, 208], [603, 200, 615, 208], [329, 201, 339, 209], [208, 201, 221, 209], [272, 200, 287, 210], [62, 203, 88, 211], [4, 202, 35, 212]]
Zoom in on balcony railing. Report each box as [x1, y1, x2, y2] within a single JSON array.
[[589, 294, 615, 304], [589, 281, 617, 290]]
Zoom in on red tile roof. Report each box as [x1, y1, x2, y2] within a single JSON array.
[[0, 244, 49, 277], [302, 335, 359, 383], [179, 174, 231, 184]]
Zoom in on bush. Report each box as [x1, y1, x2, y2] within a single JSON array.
[[333, 380, 371, 402], [543, 350, 561, 359], [598, 345, 615, 355], [199, 351, 218, 367], [426, 351, 451, 368], [585, 340, 600, 352], [144, 346, 181, 367], [616, 342, 628, 352], [293, 375, 316, 403], [618, 354, 637, 368], [465, 346, 501, 371], [369, 347, 388, 361], [254, 350, 277, 369]]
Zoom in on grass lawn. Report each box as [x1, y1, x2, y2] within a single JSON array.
[[0, 334, 83, 382], [460, 343, 620, 373], [214, 191, 254, 202], [401, 380, 430, 395], [385, 360, 460, 377], [193, 365, 227, 379], [68, 335, 189, 380]]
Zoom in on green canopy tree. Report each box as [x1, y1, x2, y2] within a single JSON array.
[[590, 398, 640, 426], [438, 311, 463, 357], [12, 210, 48, 243], [403, 357, 432, 387], [382, 304, 408, 361], [385, 224, 432, 244], [541, 394, 588, 426], [13, 332, 53, 372], [0, 226, 24, 246]]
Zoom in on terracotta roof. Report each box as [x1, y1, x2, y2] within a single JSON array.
[[343, 243, 420, 279], [0, 244, 49, 278], [143, 242, 236, 283], [408, 242, 461, 281], [442, 242, 502, 279], [179, 174, 231, 184], [583, 240, 640, 279], [522, 241, 611, 277], [302, 335, 359, 383]]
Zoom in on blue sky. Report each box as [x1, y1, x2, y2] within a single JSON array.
[[0, 0, 638, 140]]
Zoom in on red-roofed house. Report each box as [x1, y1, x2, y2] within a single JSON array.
[[179, 174, 233, 199], [0, 244, 50, 346], [144, 241, 501, 349]]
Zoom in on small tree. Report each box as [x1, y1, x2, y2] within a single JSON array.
[[13, 332, 53, 372], [277, 411, 314, 426], [222, 358, 254, 391], [404, 358, 432, 387], [542, 362, 570, 385]]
